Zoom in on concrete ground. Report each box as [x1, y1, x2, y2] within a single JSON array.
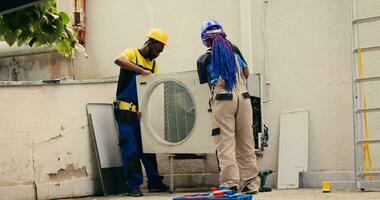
[[70, 189, 380, 200]]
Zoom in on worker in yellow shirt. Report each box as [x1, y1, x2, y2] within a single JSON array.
[[114, 29, 169, 197]]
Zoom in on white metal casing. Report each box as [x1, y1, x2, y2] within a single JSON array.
[[137, 70, 214, 153]]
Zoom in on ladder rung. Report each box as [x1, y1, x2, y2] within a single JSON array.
[[356, 139, 380, 145], [353, 15, 380, 24], [354, 45, 380, 53], [358, 171, 380, 176], [356, 107, 380, 113], [355, 76, 380, 83]]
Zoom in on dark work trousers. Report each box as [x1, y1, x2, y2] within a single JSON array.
[[115, 109, 164, 192]]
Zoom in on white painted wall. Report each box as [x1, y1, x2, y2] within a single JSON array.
[[73, 0, 242, 78], [254, 0, 354, 172], [2, 0, 380, 199]]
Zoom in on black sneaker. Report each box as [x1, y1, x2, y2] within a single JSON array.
[[128, 189, 143, 197], [148, 183, 170, 193], [228, 186, 238, 194], [241, 186, 258, 195]]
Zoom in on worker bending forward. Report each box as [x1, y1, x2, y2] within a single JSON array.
[[197, 20, 260, 194], [114, 29, 169, 197]]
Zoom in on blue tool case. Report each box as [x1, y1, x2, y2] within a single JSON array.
[[173, 194, 252, 200]]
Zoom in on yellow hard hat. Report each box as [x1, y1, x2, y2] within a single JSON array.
[[146, 28, 168, 45]]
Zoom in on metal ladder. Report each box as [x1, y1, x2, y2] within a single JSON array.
[[350, 0, 380, 190]]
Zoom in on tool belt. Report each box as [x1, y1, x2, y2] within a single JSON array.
[[113, 100, 137, 123], [114, 100, 137, 113]]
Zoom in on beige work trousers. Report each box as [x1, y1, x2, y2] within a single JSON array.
[[211, 75, 260, 192]]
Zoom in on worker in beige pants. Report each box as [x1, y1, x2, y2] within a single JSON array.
[[211, 70, 260, 193], [197, 19, 260, 193]]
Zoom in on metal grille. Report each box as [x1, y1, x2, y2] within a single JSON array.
[[163, 81, 195, 143]]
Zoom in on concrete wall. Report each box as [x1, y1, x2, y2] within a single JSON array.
[[0, 51, 72, 81], [1, 0, 380, 199], [0, 82, 116, 200]]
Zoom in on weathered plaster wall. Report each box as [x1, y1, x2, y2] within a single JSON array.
[[1, 0, 380, 199], [0, 82, 116, 199], [0, 50, 72, 81]]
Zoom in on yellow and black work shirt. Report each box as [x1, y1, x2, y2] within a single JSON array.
[[116, 48, 159, 104]]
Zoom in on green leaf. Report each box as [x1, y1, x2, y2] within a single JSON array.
[[18, 15, 30, 27], [17, 30, 31, 46], [4, 33, 18, 46], [3, 14, 21, 31], [0, 21, 9, 35], [41, 23, 52, 33], [30, 8, 41, 19], [0, 0, 78, 57], [29, 37, 36, 46], [56, 39, 69, 56], [47, 13, 60, 20], [17, 38, 26, 46], [42, 15, 49, 23], [55, 20, 64, 35], [59, 12, 70, 24]]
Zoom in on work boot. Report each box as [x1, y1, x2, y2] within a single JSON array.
[[227, 186, 238, 194], [148, 183, 170, 193], [241, 176, 260, 195], [127, 189, 143, 197], [241, 186, 258, 195], [221, 181, 239, 192]]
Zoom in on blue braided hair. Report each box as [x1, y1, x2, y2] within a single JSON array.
[[204, 30, 237, 92]]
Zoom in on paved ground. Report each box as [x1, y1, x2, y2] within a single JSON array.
[[70, 188, 380, 200]]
